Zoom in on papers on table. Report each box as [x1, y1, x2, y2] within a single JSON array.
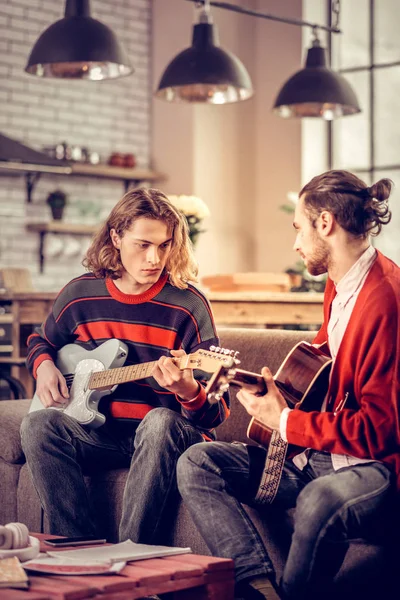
[[46, 540, 192, 564], [23, 556, 126, 575]]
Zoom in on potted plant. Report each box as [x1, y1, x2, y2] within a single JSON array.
[[46, 189, 67, 220]]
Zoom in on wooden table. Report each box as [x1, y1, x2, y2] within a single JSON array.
[[207, 290, 324, 327], [5, 533, 235, 600]]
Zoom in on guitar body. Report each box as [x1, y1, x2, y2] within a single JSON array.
[[205, 341, 332, 504], [247, 341, 332, 447], [29, 339, 129, 428]]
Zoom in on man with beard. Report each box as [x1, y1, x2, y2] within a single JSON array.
[[177, 170, 400, 600]]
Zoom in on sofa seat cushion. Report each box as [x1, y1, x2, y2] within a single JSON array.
[[0, 399, 30, 463]]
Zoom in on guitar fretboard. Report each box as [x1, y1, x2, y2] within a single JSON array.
[[89, 359, 165, 389]]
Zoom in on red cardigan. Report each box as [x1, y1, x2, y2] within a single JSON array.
[[287, 251, 400, 491]]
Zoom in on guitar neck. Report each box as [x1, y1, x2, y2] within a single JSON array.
[[225, 369, 267, 396], [88, 359, 164, 389], [87, 349, 237, 391]]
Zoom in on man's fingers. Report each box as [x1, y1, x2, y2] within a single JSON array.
[[58, 373, 69, 399], [170, 349, 185, 357]]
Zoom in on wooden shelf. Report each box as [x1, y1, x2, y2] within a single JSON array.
[[26, 221, 99, 235], [0, 159, 164, 183], [70, 162, 164, 182], [0, 160, 166, 202], [0, 293, 56, 396], [0, 355, 26, 364], [0, 160, 71, 176], [26, 222, 98, 273], [0, 314, 13, 324]]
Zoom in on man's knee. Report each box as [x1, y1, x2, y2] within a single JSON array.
[[177, 442, 210, 494], [134, 407, 193, 452], [295, 477, 349, 537], [137, 407, 181, 436], [21, 410, 64, 452]]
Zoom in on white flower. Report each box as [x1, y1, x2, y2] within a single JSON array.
[[168, 195, 210, 220], [287, 191, 298, 204]]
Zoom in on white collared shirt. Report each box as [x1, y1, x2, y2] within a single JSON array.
[[280, 245, 377, 470]]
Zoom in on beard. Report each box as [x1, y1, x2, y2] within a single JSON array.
[[304, 236, 330, 276]]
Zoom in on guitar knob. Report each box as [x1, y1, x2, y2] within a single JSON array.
[[209, 345, 216, 352]]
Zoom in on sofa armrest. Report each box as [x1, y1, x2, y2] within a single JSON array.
[[0, 399, 31, 463]]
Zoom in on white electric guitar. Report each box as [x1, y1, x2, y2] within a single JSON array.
[[29, 339, 239, 429]]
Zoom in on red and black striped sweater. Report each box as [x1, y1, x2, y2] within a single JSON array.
[[26, 272, 230, 440]]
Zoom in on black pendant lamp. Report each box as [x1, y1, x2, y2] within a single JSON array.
[[25, 0, 133, 80], [273, 35, 361, 119], [155, 1, 253, 104]]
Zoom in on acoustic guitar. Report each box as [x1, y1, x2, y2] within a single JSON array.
[[205, 341, 332, 503]]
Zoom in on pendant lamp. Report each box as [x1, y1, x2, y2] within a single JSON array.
[[273, 36, 360, 119], [155, 1, 253, 104], [25, 0, 133, 81]]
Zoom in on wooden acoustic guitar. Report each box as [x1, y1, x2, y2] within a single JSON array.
[[205, 341, 332, 503]]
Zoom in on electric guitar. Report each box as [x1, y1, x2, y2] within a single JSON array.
[[205, 341, 332, 503], [29, 339, 239, 429]]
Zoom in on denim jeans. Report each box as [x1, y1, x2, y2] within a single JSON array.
[[20, 407, 204, 543], [177, 442, 394, 600]]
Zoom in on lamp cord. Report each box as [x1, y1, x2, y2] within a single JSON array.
[[331, 0, 341, 31], [185, 0, 341, 34]]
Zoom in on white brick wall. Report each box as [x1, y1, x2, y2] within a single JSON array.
[[0, 0, 151, 291]]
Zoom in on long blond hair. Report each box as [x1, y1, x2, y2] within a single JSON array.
[[83, 188, 198, 289]]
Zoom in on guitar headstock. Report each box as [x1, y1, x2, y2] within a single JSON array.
[[205, 364, 235, 404], [184, 346, 240, 374]]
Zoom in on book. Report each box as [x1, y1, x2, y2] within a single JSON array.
[[0, 556, 29, 589], [46, 540, 192, 564]]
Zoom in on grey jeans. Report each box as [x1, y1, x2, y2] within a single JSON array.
[[177, 441, 394, 600], [20, 406, 204, 543]]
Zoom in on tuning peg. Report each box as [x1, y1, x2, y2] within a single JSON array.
[[209, 345, 222, 353]]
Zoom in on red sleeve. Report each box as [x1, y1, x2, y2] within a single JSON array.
[[287, 287, 400, 461]]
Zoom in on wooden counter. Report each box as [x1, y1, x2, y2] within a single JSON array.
[[207, 290, 324, 327]]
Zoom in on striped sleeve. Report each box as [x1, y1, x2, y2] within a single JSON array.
[[25, 275, 93, 377], [160, 283, 231, 431]]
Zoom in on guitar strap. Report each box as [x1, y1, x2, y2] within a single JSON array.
[[253, 431, 288, 504]]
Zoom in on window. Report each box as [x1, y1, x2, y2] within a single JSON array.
[[331, 0, 400, 263]]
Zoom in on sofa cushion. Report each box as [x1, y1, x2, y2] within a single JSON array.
[[0, 399, 30, 463]]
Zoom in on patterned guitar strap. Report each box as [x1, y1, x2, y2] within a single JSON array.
[[254, 430, 288, 504]]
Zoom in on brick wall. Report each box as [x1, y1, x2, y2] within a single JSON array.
[[0, 0, 151, 291]]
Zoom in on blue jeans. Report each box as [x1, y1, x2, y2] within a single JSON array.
[[20, 407, 204, 543], [177, 442, 394, 599]]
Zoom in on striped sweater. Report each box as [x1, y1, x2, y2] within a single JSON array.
[[26, 272, 230, 439]]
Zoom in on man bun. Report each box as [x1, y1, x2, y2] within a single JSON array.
[[368, 178, 393, 202]]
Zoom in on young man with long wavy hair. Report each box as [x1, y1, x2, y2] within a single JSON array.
[[21, 187, 229, 544]]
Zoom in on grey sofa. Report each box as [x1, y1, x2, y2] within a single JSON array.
[[0, 327, 395, 598]]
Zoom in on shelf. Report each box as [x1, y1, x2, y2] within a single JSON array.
[[0, 160, 165, 202], [0, 315, 13, 324], [70, 163, 164, 183], [26, 222, 99, 235], [0, 355, 25, 364], [26, 222, 98, 273], [0, 160, 71, 175]]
